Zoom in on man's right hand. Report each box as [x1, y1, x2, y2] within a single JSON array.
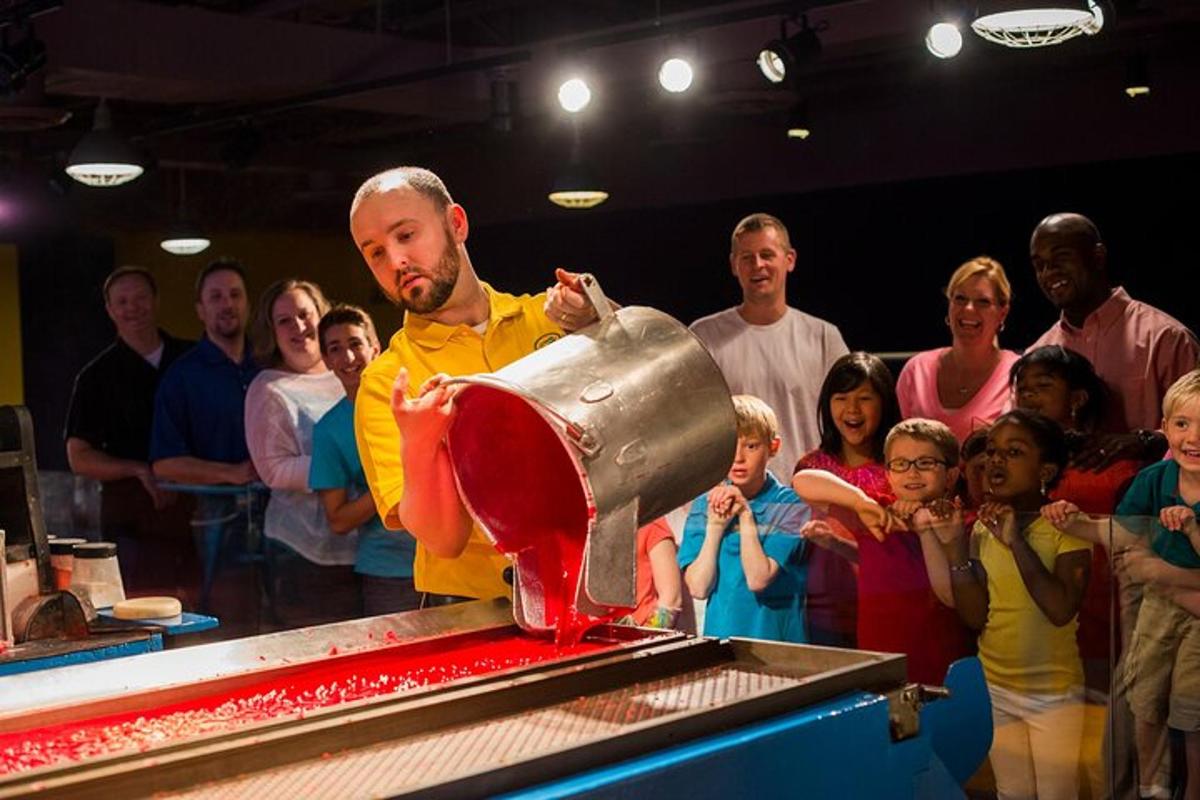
[[135, 464, 171, 510], [223, 460, 259, 485], [391, 368, 459, 449]]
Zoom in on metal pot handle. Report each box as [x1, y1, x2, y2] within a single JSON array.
[[576, 273, 615, 322]]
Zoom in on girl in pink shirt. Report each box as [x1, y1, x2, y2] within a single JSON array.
[[794, 352, 899, 647]]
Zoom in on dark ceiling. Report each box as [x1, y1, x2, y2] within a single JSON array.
[[2, 0, 1199, 232]]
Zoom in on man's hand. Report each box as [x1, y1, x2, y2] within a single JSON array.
[[544, 268, 602, 332], [1041, 499, 1081, 531], [223, 460, 259, 485], [391, 368, 459, 448], [135, 464, 171, 511]]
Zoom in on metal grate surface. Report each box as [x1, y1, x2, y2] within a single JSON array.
[[163, 664, 801, 799]]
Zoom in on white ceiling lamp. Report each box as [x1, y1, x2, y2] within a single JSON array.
[[64, 99, 144, 187], [971, 1, 1105, 49], [925, 22, 964, 59], [548, 123, 607, 209], [557, 77, 592, 113], [160, 172, 211, 256], [658, 57, 695, 94]]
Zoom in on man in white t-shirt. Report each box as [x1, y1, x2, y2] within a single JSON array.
[[690, 213, 849, 481]]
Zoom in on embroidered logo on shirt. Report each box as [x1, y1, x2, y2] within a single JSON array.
[[534, 333, 561, 349]]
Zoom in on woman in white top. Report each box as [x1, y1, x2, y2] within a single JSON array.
[[895, 256, 1020, 444], [245, 278, 360, 628]]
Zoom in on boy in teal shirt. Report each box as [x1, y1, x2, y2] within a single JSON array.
[[1116, 369, 1200, 800], [309, 305, 417, 615]]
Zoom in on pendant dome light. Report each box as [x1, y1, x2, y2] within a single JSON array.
[[65, 99, 144, 187]]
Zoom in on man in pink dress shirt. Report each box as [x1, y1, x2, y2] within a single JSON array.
[[1028, 212, 1198, 466]]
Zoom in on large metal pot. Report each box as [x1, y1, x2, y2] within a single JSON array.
[[446, 276, 735, 633]]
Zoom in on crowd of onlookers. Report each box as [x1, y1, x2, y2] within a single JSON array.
[[61, 166, 1199, 800]]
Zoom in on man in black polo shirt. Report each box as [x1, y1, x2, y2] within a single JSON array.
[[64, 265, 197, 600]]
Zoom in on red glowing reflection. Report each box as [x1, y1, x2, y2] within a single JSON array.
[[0, 630, 613, 775]]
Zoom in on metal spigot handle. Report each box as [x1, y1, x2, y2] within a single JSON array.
[[575, 273, 614, 322]]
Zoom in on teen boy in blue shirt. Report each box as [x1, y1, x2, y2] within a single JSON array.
[[309, 305, 417, 615]]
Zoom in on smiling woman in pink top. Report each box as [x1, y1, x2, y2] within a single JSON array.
[[896, 256, 1020, 444]]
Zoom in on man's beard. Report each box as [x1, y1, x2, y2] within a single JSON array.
[[211, 313, 244, 341], [393, 226, 460, 314]]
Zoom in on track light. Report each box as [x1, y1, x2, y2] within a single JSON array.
[[785, 102, 811, 140], [64, 100, 144, 187], [557, 77, 591, 113], [926, 22, 963, 58], [1124, 52, 1149, 98], [758, 16, 821, 85], [658, 57, 694, 93]]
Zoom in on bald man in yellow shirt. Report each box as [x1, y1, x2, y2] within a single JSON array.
[[349, 166, 600, 603]]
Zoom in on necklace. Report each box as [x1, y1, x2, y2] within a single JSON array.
[[942, 348, 1000, 403]]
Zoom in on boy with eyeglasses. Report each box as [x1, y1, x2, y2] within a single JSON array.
[[792, 418, 975, 683]]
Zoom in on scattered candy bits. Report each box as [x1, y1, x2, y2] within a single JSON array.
[[0, 630, 609, 775]]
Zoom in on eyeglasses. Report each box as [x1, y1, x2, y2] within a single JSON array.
[[886, 456, 948, 473]]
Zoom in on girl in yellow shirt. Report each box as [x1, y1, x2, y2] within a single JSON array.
[[916, 409, 1091, 800]]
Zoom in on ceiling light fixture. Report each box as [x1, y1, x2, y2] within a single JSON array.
[[548, 163, 609, 209], [757, 15, 821, 85], [160, 171, 210, 256], [548, 124, 607, 209], [971, 1, 1105, 49], [658, 57, 694, 94], [925, 22, 964, 58], [1124, 52, 1149, 98], [160, 220, 211, 256], [557, 77, 591, 113], [64, 99, 144, 187], [785, 102, 811, 140]]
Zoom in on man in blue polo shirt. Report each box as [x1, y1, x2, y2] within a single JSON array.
[[151, 258, 258, 485], [150, 257, 260, 621]]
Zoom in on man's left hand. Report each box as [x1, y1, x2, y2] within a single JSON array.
[[544, 268, 602, 331]]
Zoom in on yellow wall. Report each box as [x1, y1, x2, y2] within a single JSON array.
[[0, 245, 21, 404], [112, 231, 404, 343]]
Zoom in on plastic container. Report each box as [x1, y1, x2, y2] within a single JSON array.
[[69, 542, 126, 609], [49, 537, 88, 591]]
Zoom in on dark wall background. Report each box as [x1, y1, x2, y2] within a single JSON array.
[[19, 236, 115, 470], [19, 149, 1199, 470], [474, 150, 1200, 355]]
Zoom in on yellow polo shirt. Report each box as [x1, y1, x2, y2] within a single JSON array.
[[354, 283, 563, 598], [976, 516, 1091, 694]]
